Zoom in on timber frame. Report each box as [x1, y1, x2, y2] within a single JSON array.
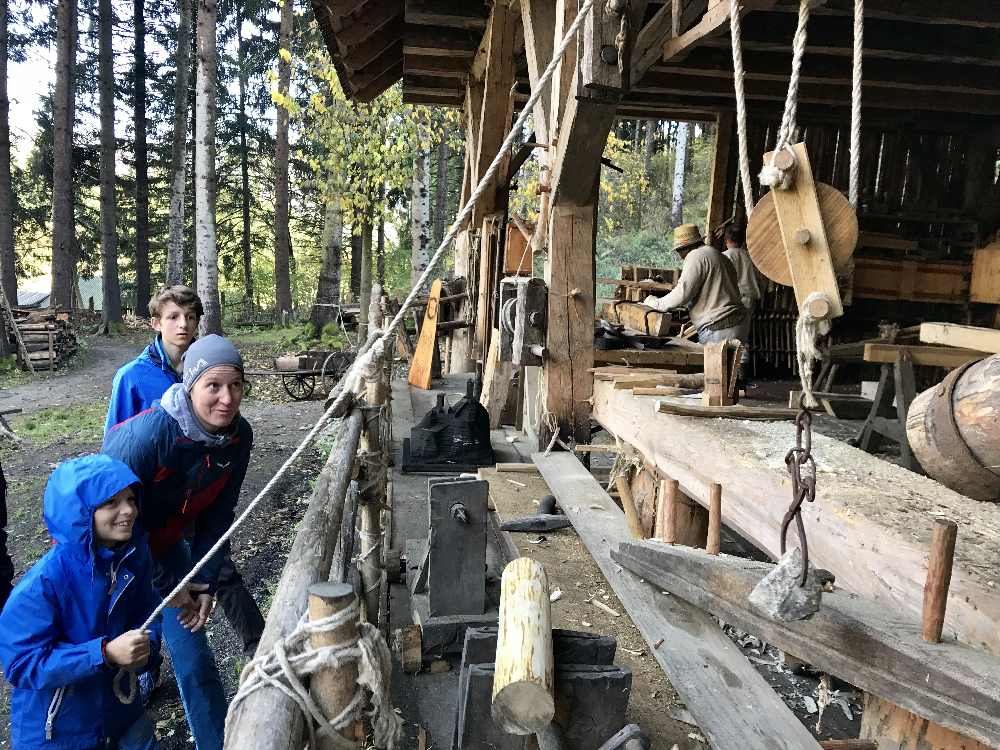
[[311, 3, 1000, 748]]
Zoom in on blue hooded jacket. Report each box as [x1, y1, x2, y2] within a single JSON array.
[[0, 455, 162, 749], [105, 336, 180, 433]]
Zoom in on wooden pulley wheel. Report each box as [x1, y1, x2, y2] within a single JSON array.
[[746, 183, 859, 286]]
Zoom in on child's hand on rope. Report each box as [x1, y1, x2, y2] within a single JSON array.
[[105, 629, 151, 670]]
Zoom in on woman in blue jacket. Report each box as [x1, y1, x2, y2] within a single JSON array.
[[0, 454, 162, 749], [103, 335, 253, 750]]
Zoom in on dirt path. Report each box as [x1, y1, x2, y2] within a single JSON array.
[[0, 333, 333, 749]]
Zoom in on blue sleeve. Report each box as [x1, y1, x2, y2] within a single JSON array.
[[105, 367, 137, 434], [102, 417, 160, 484], [0, 570, 106, 690], [191, 427, 253, 593]]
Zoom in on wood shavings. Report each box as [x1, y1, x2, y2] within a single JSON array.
[[549, 589, 562, 602], [506, 479, 526, 488], [592, 599, 621, 618]]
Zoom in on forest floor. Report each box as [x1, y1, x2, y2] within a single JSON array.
[[0, 328, 331, 749]]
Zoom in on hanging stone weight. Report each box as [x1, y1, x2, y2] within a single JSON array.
[[748, 547, 823, 621]]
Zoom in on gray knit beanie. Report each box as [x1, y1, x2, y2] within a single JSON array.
[[181, 334, 244, 391]]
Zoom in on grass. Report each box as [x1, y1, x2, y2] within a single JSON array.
[[9, 399, 108, 450], [232, 322, 349, 352]]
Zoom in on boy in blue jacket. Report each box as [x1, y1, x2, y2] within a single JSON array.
[[0, 454, 162, 749], [105, 286, 264, 663]]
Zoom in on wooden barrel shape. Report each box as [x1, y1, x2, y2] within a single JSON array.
[[906, 354, 1000, 501]]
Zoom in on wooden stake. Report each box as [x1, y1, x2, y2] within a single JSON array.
[[492, 557, 555, 735], [707, 483, 722, 555], [307, 582, 363, 747], [656, 478, 678, 545], [922, 518, 958, 643], [615, 475, 646, 539]]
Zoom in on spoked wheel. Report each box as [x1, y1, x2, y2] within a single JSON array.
[[282, 374, 316, 401]]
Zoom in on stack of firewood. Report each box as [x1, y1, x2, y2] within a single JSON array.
[[10, 308, 78, 371]]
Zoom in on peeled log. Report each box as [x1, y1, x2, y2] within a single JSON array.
[[491, 557, 554, 735], [906, 354, 1000, 501]]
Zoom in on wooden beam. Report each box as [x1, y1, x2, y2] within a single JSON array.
[[919, 323, 1000, 355], [520, 0, 557, 146], [354, 61, 404, 102], [773, 0, 1000, 30], [661, 0, 778, 62], [863, 343, 987, 369], [331, 2, 399, 50], [404, 0, 489, 30], [613, 542, 1000, 749], [705, 112, 733, 230], [532, 451, 824, 750], [340, 22, 403, 72], [402, 53, 470, 78], [403, 25, 481, 57], [593, 348, 703, 368], [591, 379, 1000, 656]]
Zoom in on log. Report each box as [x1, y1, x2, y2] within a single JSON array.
[[599, 301, 672, 336], [922, 519, 957, 644], [615, 475, 647, 539], [919, 322, 1000, 355], [906, 354, 1000, 501], [491, 557, 554, 735], [706, 483, 722, 555], [307, 582, 363, 746], [224, 409, 364, 750]]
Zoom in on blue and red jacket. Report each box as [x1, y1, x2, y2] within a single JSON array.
[[0, 455, 162, 749], [102, 406, 253, 596], [104, 336, 180, 434]]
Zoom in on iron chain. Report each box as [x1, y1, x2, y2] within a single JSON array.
[[781, 403, 816, 586]]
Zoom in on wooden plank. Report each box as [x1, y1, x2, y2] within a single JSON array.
[[404, 0, 488, 29], [591, 379, 1000, 657], [661, 0, 778, 62], [920, 323, 1000, 355], [970, 242, 1000, 304], [532, 451, 824, 750], [520, 0, 556, 146], [863, 343, 986, 369], [480, 336, 514, 428], [408, 278, 442, 389], [593, 348, 704, 367], [596, 277, 674, 293], [768, 142, 844, 319], [860, 695, 993, 750], [613, 542, 1000, 748], [599, 301, 672, 336], [706, 112, 734, 231], [656, 399, 797, 420]]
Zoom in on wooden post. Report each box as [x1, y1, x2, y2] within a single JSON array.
[[922, 519, 957, 644], [656, 478, 678, 544], [707, 482, 722, 555], [308, 582, 364, 747], [492, 557, 555, 735], [224, 410, 364, 749], [706, 112, 734, 230], [615, 475, 646, 539], [860, 693, 991, 750]]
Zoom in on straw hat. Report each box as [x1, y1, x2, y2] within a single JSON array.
[[673, 223, 704, 252]]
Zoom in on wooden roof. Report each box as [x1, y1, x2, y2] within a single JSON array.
[[313, 0, 1000, 122]]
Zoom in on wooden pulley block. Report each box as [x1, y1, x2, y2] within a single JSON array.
[[746, 182, 859, 287]]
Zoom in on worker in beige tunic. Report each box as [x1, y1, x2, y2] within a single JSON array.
[[643, 223, 749, 348], [722, 222, 767, 317]]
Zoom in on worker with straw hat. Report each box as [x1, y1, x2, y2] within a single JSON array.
[[643, 223, 750, 349]]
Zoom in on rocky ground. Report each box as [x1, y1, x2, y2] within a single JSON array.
[[0, 329, 332, 749]]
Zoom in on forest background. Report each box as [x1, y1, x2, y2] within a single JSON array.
[[0, 0, 715, 352]]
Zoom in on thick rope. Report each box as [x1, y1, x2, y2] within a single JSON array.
[[759, 0, 811, 191], [795, 293, 831, 409], [226, 599, 403, 750], [849, 0, 863, 208], [729, 0, 754, 214]]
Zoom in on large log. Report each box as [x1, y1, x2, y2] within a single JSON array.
[[592, 379, 1000, 656], [491, 557, 554, 735], [906, 354, 1000, 501], [224, 409, 364, 750]]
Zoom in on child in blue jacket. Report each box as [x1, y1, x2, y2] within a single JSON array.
[[0, 454, 162, 749]]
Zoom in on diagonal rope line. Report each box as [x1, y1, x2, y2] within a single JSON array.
[[137, 0, 598, 634]]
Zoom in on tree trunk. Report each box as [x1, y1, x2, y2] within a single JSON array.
[[50, 0, 77, 310], [237, 5, 253, 305], [273, 0, 293, 316], [357, 219, 372, 341], [350, 228, 361, 300], [376, 208, 385, 288], [434, 136, 448, 246], [195, 0, 221, 334], [310, 197, 342, 332], [643, 120, 655, 179], [166, 0, 191, 286], [670, 122, 689, 227], [409, 150, 431, 288], [133, 0, 150, 316], [98, 0, 121, 327], [0, 0, 16, 352]]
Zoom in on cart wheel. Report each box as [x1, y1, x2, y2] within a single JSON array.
[[282, 374, 316, 401]]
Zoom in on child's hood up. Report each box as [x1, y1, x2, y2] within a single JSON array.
[[43, 454, 139, 547]]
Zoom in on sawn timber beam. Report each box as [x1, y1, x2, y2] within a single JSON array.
[[533, 451, 824, 750], [612, 541, 1000, 749]]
